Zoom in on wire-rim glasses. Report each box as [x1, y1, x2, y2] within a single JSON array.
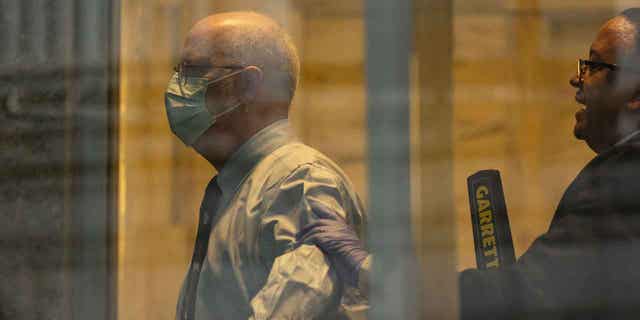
[[173, 62, 246, 87]]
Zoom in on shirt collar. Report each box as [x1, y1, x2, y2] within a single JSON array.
[[216, 119, 296, 196]]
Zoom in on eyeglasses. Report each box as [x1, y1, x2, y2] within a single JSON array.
[[174, 62, 245, 83], [577, 59, 640, 84], [577, 59, 617, 84], [173, 62, 246, 93]]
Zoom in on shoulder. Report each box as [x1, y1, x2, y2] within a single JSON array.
[[595, 143, 640, 182], [241, 141, 365, 215], [596, 144, 640, 209], [253, 142, 354, 191]]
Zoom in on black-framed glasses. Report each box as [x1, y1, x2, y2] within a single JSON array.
[[578, 59, 640, 84], [578, 59, 617, 83]]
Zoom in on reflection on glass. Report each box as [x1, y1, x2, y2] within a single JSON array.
[[4, 0, 640, 319]]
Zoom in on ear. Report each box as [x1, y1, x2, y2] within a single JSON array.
[[238, 66, 263, 104]]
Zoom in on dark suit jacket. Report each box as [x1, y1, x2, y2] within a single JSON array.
[[460, 136, 640, 320]]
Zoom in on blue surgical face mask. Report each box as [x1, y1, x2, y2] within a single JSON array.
[[164, 69, 245, 146]]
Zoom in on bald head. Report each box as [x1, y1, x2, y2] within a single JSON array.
[[182, 12, 300, 107], [594, 12, 639, 68], [619, 8, 640, 63], [178, 12, 300, 168]]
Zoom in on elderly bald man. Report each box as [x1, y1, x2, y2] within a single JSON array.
[[164, 12, 367, 320]]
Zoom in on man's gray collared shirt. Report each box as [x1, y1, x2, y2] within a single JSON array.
[[176, 120, 367, 319]]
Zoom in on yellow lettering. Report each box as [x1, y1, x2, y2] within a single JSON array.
[[475, 184, 502, 268], [484, 246, 497, 257], [482, 236, 496, 248], [479, 210, 492, 224], [477, 199, 491, 212], [486, 258, 500, 268], [476, 185, 489, 199], [481, 223, 494, 237]]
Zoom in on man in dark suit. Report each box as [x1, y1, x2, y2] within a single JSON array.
[[297, 8, 640, 319]]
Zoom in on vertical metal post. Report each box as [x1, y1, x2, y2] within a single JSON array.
[[65, 0, 117, 319], [365, 0, 416, 318], [69, 0, 109, 316]]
